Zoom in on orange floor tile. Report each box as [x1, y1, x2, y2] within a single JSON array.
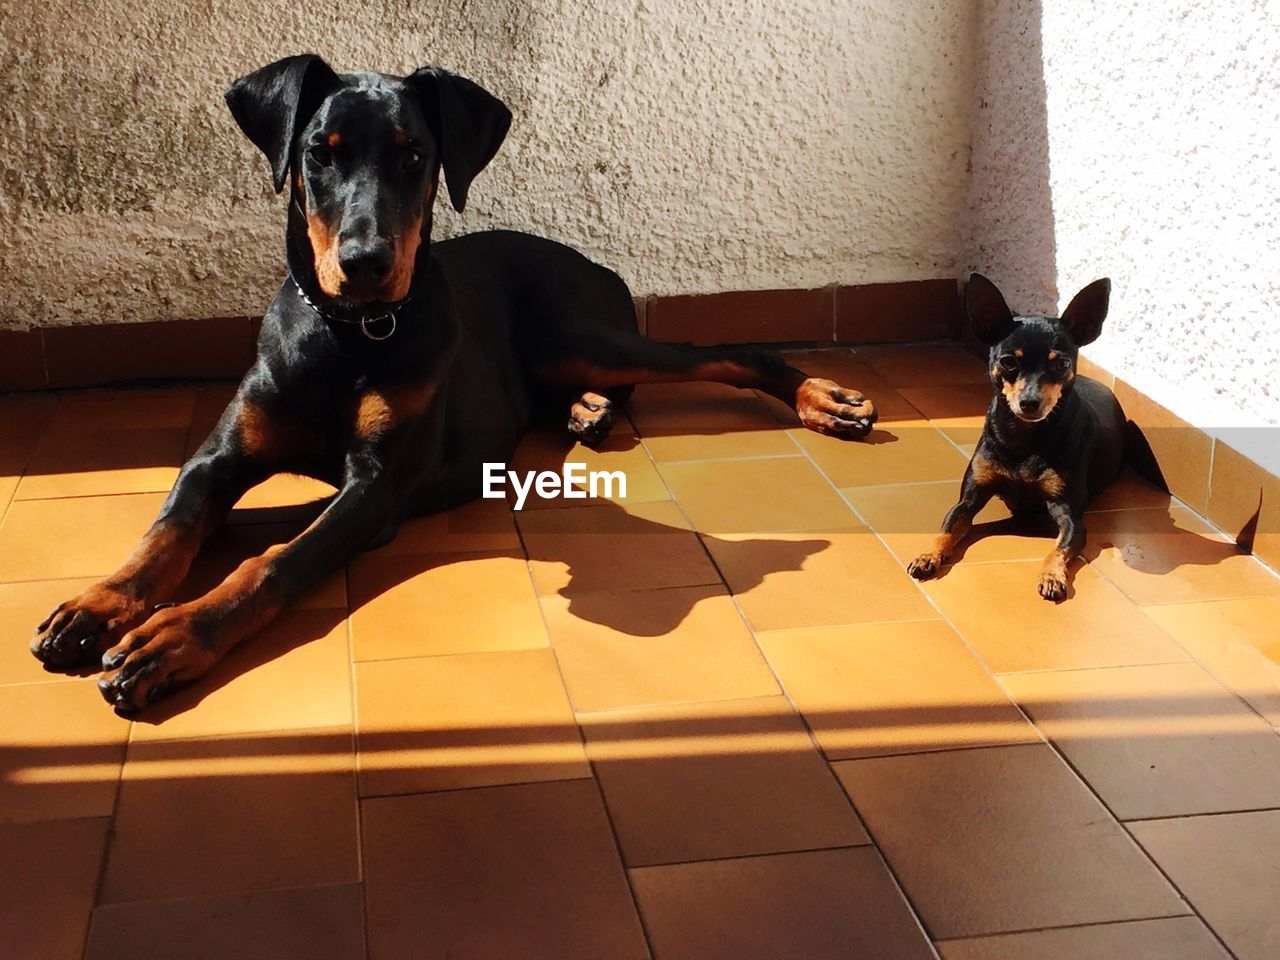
[[1, 343, 1275, 959]]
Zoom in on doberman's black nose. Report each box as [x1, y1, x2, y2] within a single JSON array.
[[338, 239, 395, 286]]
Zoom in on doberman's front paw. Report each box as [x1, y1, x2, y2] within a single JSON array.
[[98, 606, 217, 713], [31, 584, 148, 671], [796, 378, 877, 440], [568, 392, 615, 447], [1037, 573, 1069, 602], [907, 552, 943, 580]]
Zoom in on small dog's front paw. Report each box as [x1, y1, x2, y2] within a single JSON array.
[[31, 584, 146, 670], [796, 378, 877, 440], [1037, 573, 1068, 602], [907, 553, 942, 580], [568, 392, 615, 446], [98, 606, 217, 713]]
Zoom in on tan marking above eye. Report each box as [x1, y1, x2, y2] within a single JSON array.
[[393, 130, 407, 146], [326, 131, 341, 147], [1014, 348, 1024, 358], [1048, 350, 1058, 360]]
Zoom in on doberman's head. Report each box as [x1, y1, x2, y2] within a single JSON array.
[[967, 273, 1111, 423], [226, 54, 511, 307]]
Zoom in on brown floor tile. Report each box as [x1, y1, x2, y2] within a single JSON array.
[[834, 744, 1186, 939], [758, 620, 1037, 759], [1085, 506, 1280, 605], [1130, 810, 1280, 960], [936, 917, 1230, 960], [0, 818, 110, 960], [542, 584, 778, 713], [0, 328, 46, 391], [182, 383, 239, 458], [47, 388, 195, 434], [857, 342, 989, 387], [231, 473, 338, 517], [1144, 597, 1280, 724], [920, 560, 1190, 672], [130, 609, 352, 743], [363, 779, 648, 960], [519, 499, 720, 596], [0, 577, 95, 685], [0, 492, 166, 583], [179, 521, 346, 610], [836, 278, 960, 343], [630, 847, 935, 960], [508, 429, 670, 509], [1076, 355, 1116, 388], [658, 456, 858, 533], [361, 496, 520, 558], [85, 884, 366, 960], [646, 287, 832, 344], [1002, 663, 1280, 819], [896, 383, 992, 423], [1088, 468, 1175, 512], [0, 680, 130, 823], [349, 551, 547, 661], [843, 479, 1052, 567], [705, 529, 936, 631], [581, 696, 866, 866], [15, 427, 185, 501], [1114, 380, 1213, 513], [355, 649, 589, 797], [101, 728, 358, 903], [641, 426, 797, 462], [790, 422, 969, 488], [626, 381, 780, 433]]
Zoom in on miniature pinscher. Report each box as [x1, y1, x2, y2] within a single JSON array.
[[907, 273, 1125, 600], [29, 54, 878, 711]]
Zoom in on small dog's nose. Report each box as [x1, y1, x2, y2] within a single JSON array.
[[1019, 396, 1041, 415], [338, 240, 395, 285]]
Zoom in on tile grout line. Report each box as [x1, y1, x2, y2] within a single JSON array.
[[510, 495, 660, 960], [928, 913, 1211, 947], [343, 565, 373, 960]]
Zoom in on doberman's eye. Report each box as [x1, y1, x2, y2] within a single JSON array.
[[997, 355, 1019, 374], [402, 147, 425, 171], [307, 144, 333, 167]]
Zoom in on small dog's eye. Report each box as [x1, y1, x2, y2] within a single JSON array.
[[403, 148, 424, 170], [998, 355, 1019, 373], [1053, 357, 1073, 374], [308, 144, 333, 167]]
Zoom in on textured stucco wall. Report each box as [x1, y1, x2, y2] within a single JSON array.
[[0, 0, 975, 330], [967, 0, 1280, 429]]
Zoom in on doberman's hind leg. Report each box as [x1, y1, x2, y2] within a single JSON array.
[[567, 391, 616, 446], [538, 333, 877, 440]]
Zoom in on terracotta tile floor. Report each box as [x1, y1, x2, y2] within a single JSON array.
[[1, 343, 1278, 959]]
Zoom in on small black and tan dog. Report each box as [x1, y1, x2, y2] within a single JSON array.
[[907, 274, 1124, 600], [30, 55, 877, 711]]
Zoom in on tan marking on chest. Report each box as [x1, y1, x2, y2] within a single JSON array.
[[970, 455, 1067, 498], [356, 383, 438, 437], [236, 401, 321, 461]]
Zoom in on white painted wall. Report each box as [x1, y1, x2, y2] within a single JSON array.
[[967, 0, 1280, 430], [0, 0, 975, 329]]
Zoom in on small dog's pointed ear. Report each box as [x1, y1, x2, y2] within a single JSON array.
[[1060, 278, 1111, 346], [225, 54, 340, 193], [407, 66, 512, 213], [966, 273, 1017, 345]]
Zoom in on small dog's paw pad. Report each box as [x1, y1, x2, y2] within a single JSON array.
[[907, 553, 942, 580], [1037, 574, 1068, 602]]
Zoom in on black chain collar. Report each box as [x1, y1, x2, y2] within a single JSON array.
[[290, 277, 411, 341]]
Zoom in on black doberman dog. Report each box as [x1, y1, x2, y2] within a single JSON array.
[[30, 55, 877, 711], [907, 274, 1124, 600]]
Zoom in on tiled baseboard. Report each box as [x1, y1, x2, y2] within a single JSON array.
[[0, 279, 961, 391]]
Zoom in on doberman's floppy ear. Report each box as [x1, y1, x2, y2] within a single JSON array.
[[225, 54, 341, 194], [965, 273, 1018, 345], [407, 66, 512, 213], [1059, 278, 1111, 346]]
